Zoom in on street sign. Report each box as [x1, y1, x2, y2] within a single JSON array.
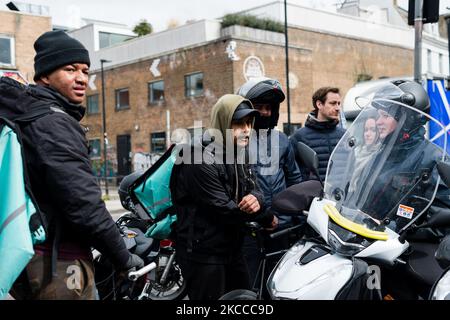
[[408, 0, 440, 25], [150, 59, 161, 77], [88, 74, 97, 90]]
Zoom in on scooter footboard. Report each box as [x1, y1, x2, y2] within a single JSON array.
[[267, 241, 354, 300]]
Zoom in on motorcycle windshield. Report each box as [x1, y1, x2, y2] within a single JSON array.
[[325, 82, 446, 235]]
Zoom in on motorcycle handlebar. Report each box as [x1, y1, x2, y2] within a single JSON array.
[[269, 223, 303, 240], [128, 262, 157, 282]]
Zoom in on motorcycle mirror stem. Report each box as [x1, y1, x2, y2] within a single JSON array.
[[294, 141, 325, 195]]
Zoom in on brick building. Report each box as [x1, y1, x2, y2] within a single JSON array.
[[82, 23, 314, 178], [0, 9, 51, 81], [79, 4, 418, 178]]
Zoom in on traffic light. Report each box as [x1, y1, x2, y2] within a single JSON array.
[[408, 0, 440, 25]]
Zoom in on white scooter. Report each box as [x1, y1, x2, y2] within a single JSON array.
[[267, 83, 450, 300]]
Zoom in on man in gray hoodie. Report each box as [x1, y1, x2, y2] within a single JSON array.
[[170, 94, 276, 300]]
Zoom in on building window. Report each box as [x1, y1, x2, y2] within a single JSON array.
[[185, 72, 204, 97], [150, 132, 166, 153], [427, 49, 432, 73], [0, 36, 14, 67], [86, 94, 99, 114], [99, 32, 134, 49], [148, 80, 165, 104], [439, 53, 444, 74], [13, 3, 49, 15], [115, 88, 130, 110], [88, 139, 101, 159]]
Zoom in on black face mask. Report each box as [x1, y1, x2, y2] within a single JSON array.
[[254, 115, 272, 130]]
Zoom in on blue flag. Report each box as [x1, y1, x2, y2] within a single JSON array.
[[428, 79, 450, 155]]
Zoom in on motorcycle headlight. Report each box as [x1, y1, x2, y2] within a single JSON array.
[[328, 229, 365, 256], [430, 270, 450, 300]]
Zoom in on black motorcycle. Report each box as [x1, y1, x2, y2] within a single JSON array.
[[93, 171, 187, 300]]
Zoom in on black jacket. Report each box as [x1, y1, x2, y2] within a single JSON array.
[[290, 113, 346, 181], [0, 79, 129, 268], [360, 128, 447, 224], [171, 142, 272, 264]]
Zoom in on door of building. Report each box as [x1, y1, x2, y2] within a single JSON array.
[[116, 134, 131, 184]]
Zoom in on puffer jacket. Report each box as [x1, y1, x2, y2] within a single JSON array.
[[290, 112, 346, 181]]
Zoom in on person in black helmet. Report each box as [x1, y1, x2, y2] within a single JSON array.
[[357, 80, 450, 299], [237, 77, 301, 215], [170, 94, 276, 300], [237, 77, 302, 289], [358, 80, 449, 225]]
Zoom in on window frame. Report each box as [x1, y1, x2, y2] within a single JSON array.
[[148, 80, 165, 105], [150, 132, 167, 154], [99, 31, 134, 49], [86, 94, 100, 115], [184, 72, 204, 98], [115, 88, 130, 110], [0, 35, 15, 67]]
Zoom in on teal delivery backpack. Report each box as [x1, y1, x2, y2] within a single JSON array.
[[129, 144, 178, 240], [0, 77, 49, 299]]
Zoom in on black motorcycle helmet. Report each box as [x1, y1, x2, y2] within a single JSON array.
[[372, 79, 430, 135], [237, 77, 285, 129], [118, 171, 144, 211]]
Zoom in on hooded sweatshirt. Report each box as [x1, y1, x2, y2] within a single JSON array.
[[170, 94, 271, 264]]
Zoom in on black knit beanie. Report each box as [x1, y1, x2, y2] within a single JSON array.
[[33, 30, 91, 81]]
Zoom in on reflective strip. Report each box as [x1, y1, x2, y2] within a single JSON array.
[[0, 203, 27, 235], [323, 204, 389, 241], [144, 197, 171, 211]]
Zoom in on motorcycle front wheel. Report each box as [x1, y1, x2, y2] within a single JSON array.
[[219, 289, 258, 300], [144, 261, 187, 300]]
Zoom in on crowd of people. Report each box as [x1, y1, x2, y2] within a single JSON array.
[[3, 29, 448, 301]]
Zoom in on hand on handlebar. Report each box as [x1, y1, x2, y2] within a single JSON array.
[[123, 253, 144, 271], [239, 194, 260, 214]]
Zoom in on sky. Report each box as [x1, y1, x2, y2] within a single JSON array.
[[0, 0, 449, 32]]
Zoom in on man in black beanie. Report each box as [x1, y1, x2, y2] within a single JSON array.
[[9, 30, 144, 300]]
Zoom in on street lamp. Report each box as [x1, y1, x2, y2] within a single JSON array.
[[100, 59, 111, 196], [284, 0, 292, 135]]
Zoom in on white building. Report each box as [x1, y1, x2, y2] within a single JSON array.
[[68, 19, 135, 53]]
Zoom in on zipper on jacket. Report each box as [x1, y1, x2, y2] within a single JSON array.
[[234, 160, 239, 203]]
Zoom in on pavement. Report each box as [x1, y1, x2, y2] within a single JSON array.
[[102, 187, 128, 220]]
